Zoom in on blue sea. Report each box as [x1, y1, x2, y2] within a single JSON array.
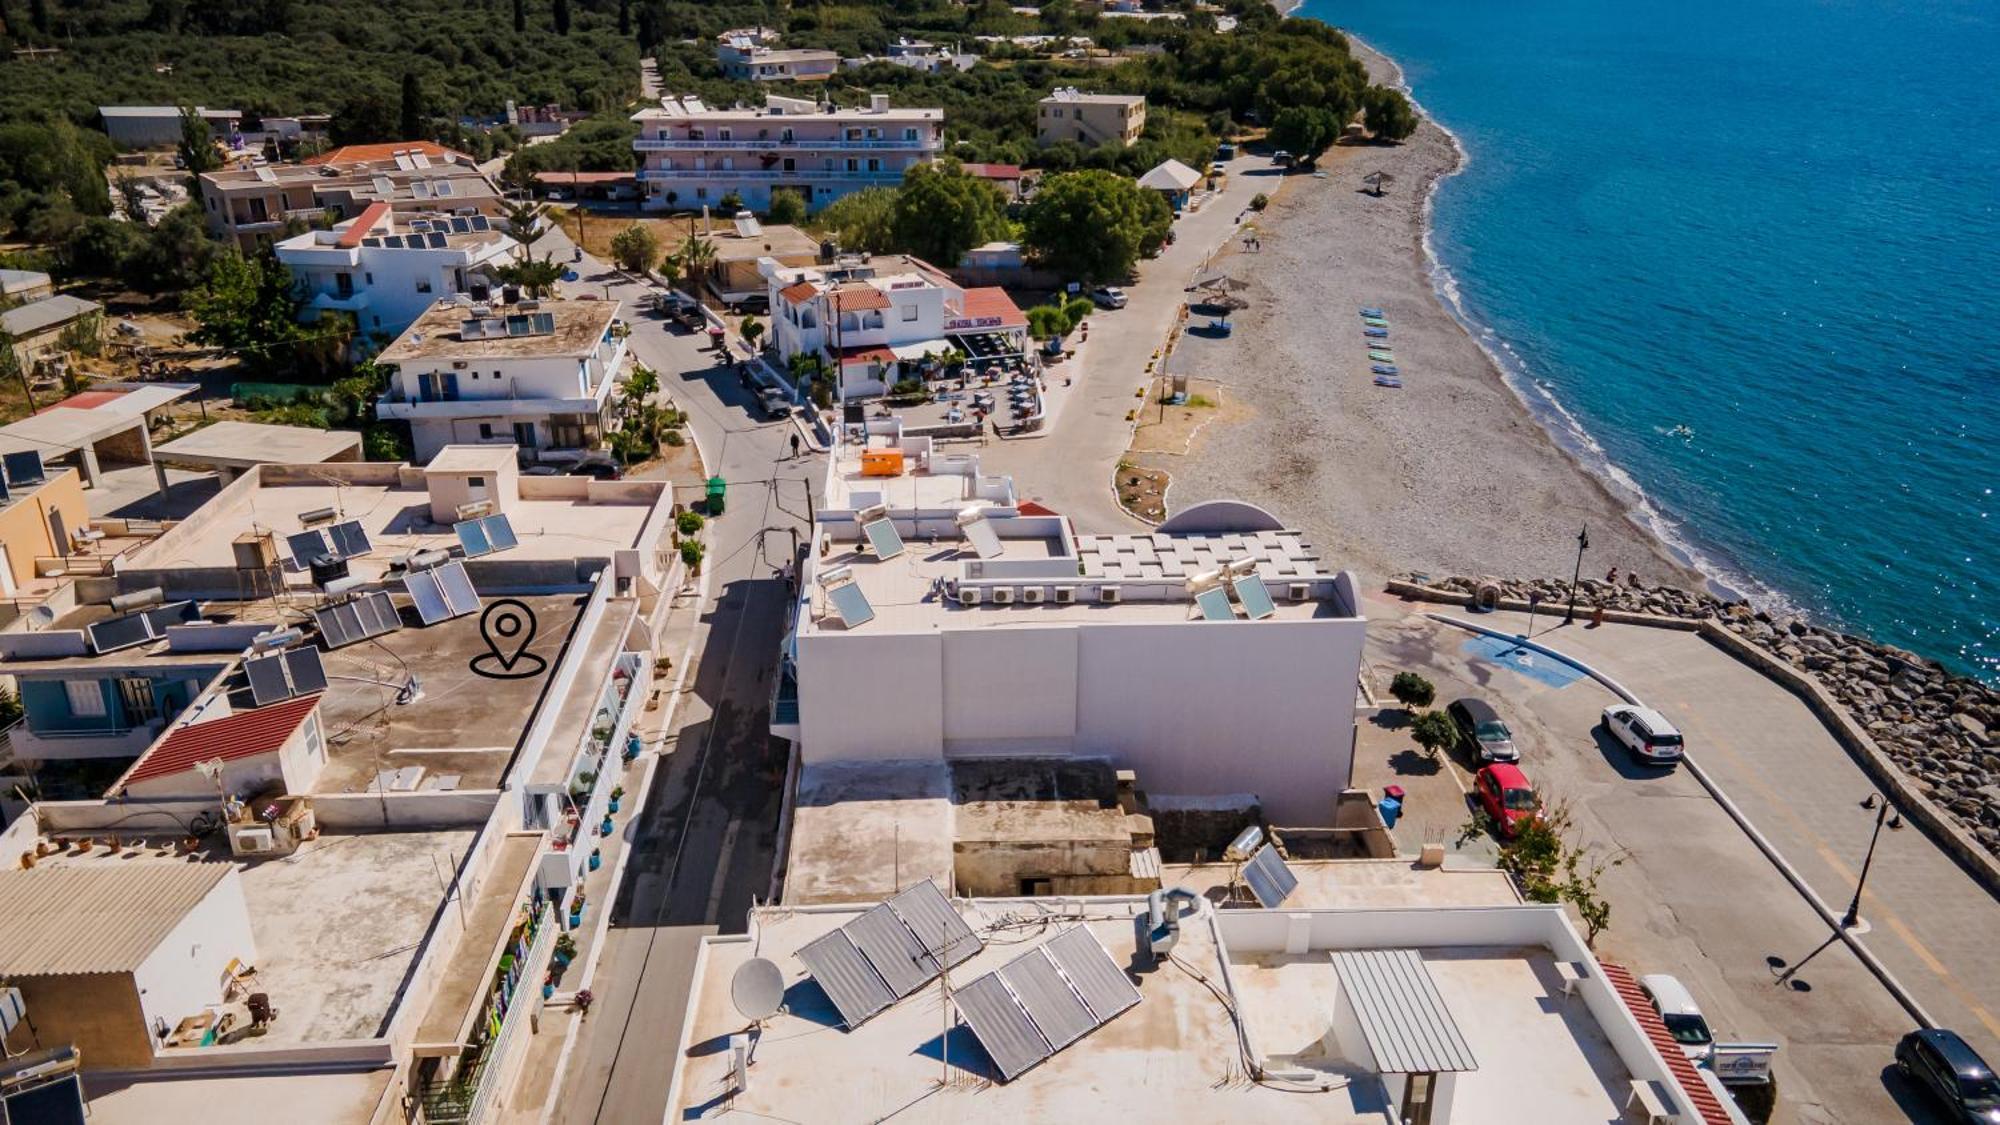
[[1300, 0, 2000, 680]]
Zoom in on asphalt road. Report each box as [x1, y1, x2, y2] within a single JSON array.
[[541, 231, 816, 1125]]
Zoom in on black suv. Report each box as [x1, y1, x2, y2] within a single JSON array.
[[1897, 1029, 2000, 1123]]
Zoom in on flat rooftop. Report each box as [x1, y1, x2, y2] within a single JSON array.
[[312, 592, 584, 794], [0, 598, 294, 674], [154, 421, 362, 469], [124, 467, 657, 582], [802, 524, 1349, 635], [377, 298, 617, 364], [26, 828, 478, 1045]]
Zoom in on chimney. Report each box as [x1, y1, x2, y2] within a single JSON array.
[[869, 93, 890, 114]]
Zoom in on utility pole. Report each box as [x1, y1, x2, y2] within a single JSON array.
[[1564, 525, 1590, 624]]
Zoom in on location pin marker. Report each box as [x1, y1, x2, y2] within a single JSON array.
[[473, 599, 547, 679]]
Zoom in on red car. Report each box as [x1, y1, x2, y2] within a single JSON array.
[[1474, 762, 1541, 838]]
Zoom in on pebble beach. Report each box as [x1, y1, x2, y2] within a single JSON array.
[[1159, 42, 1703, 591]]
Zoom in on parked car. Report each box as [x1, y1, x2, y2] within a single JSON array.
[[567, 461, 621, 481], [1447, 697, 1519, 762], [756, 386, 794, 419], [1602, 704, 1685, 765], [1217, 142, 1237, 160], [1089, 286, 1128, 309], [1472, 762, 1540, 838], [1637, 975, 1715, 1061], [1897, 1029, 2000, 1124], [1271, 149, 1293, 166]]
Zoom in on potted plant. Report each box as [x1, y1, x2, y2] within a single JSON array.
[[568, 893, 585, 928], [553, 933, 578, 967], [623, 732, 642, 761], [600, 813, 615, 837], [577, 770, 596, 790], [542, 971, 556, 1000], [608, 786, 625, 814], [589, 846, 602, 872]]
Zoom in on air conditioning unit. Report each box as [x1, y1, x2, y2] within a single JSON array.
[[1053, 587, 1076, 604], [1099, 586, 1122, 604], [1289, 583, 1312, 602], [957, 587, 981, 606], [1020, 587, 1045, 604], [989, 587, 1015, 605], [230, 827, 278, 856]]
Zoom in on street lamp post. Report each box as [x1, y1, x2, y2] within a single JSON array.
[[1564, 526, 1590, 624], [1842, 793, 1902, 930]]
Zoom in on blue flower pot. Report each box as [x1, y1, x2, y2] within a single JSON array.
[[608, 799, 620, 814], [589, 852, 602, 871], [600, 816, 614, 836], [568, 910, 583, 928], [543, 983, 555, 1000]]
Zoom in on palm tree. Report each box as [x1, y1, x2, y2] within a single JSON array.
[[676, 234, 717, 301]]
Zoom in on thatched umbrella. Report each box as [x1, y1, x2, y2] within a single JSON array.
[[1363, 170, 1396, 197], [1195, 272, 1250, 294], [1207, 292, 1250, 311]]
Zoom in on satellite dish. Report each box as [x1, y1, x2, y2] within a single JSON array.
[[25, 605, 55, 631], [731, 957, 785, 1022]]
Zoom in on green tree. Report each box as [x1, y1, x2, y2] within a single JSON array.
[[1267, 105, 1341, 165], [178, 108, 223, 174], [675, 233, 716, 297], [608, 223, 660, 274], [491, 257, 564, 297], [512, 0, 526, 32], [399, 72, 425, 141], [553, 0, 571, 34], [811, 187, 897, 254], [1361, 86, 1418, 142], [128, 202, 217, 293], [503, 199, 553, 259], [185, 247, 304, 371], [1409, 709, 1457, 760], [617, 0, 629, 36], [332, 92, 399, 146], [1020, 170, 1169, 283], [740, 315, 763, 350], [28, 0, 47, 34], [1388, 671, 1435, 711], [0, 329, 30, 412], [891, 161, 1012, 269], [767, 188, 807, 226]]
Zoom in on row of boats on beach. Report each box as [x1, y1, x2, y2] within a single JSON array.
[[1362, 307, 1401, 387]]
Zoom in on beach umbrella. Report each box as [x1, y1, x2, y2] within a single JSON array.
[[1363, 170, 1395, 196], [1206, 292, 1250, 311], [1196, 272, 1250, 294]]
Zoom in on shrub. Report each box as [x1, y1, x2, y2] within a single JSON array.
[[1388, 672, 1436, 710], [663, 430, 685, 446], [675, 509, 705, 535], [679, 538, 705, 568], [1249, 193, 1269, 211], [1410, 710, 1457, 759]]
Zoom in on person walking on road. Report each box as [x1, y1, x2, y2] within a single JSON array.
[[789, 433, 801, 459]]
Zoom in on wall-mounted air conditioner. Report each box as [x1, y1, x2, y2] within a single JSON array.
[[1053, 587, 1076, 604], [957, 587, 981, 606], [1021, 587, 1045, 604], [989, 587, 1015, 605], [1099, 586, 1121, 604], [1289, 583, 1312, 602]]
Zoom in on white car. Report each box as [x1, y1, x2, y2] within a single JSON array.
[[1602, 704, 1684, 765], [1089, 286, 1128, 309], [1638, 974, 1714, 1061]]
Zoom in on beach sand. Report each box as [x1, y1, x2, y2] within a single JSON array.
[[1155, 41, 1702, 591]]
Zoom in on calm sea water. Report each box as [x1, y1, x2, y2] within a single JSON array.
[[1299, 0, 2000, 679]]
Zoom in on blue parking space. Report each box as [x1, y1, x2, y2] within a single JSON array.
[[1460, 633, 1590, 689]]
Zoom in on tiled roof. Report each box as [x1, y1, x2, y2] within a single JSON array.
[[0, 861, 233, 976], [959, 163, 1024, 180], [37, 389, 127, 414], [778, 281, 820, 305], [836, 344, 898, 366], [336, 201, 392, 249], [121, 695, 321, 787], [955, 287, 1027, 329], [1602, 963, 1732, 1125], [831, 285, 891, 312], [305, 140, 469, 166]]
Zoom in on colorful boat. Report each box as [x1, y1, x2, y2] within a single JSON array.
[[1363, 317, 1390, 327], [1372, 364, 1399, 376], [1363, 327, 1390, 338], [1360, 307, 1385, 318], [1369, 350, 1396, 361], [1374, 375, 1403, 388]]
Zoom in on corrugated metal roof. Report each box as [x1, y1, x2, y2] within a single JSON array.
[[119, 695, 320, 788], [0, 861, 233, 976], [1331, 948, 1478, 1073], [0, 294, 102, 338]]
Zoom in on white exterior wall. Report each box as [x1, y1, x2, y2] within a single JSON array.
[[635, 110, 940, 213], [795, 616, 1365, 823], [279, 242, 517, 337], [383, 335, 626, 461], [131, 867, 258, 1038]]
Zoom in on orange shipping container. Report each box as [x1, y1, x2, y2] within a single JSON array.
[[860, 449, 904, 477]]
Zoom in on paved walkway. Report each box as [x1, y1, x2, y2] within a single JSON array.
[[1363, 592, 1994, 1123], [975, 157, 1288, 530]]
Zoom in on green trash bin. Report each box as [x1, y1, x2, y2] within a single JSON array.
[[705, 475, 727, 516]]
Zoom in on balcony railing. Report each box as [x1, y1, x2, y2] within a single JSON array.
[[418, 902, 555, 1125], [636, 167, 906, 184], [634, 136, 938, 151]]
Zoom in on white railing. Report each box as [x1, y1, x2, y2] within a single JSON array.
[[636, 167, 906, 183], [634, 136, 937, 151], [464, 902, 555, 1124]]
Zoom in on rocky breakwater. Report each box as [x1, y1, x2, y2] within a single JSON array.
[[1403, 574, 2000, 859]]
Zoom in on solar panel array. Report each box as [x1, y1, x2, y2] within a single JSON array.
[[246, 647, 329, 707], [961, 514, 1004, 560], [403, 561, 479, 625], [85, 600, 200, 654], [453, 513, 518, 558], [2, 450, 45, 486], [953, 926, 1142, 1082], [795, 880, 981, 1029], [862, 517, 905, 560], [1242, 843, 1298, 908], [1233, 573, 1277, 620], [1194, 585, 1233, 621], [824, 579, 874, 628], [459, 312, 557, 340], [314, 591, 403, 649], [288, 520, 371, 566]]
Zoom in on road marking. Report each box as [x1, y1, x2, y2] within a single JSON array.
[[1883, 916, 1949, 977]]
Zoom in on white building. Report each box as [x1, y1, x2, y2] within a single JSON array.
[[274, 202, 521, 338], [718, 28, 841, 81], [374, 298, 628, 463], [632, 92, 943, 214], [845, 37, 978, 73], [765, 254, 1027, 399], [98, 104, 240, 148], [780, 431, 1367, 824]]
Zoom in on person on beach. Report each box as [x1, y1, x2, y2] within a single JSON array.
[[1605, 566, 1620, 585]]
